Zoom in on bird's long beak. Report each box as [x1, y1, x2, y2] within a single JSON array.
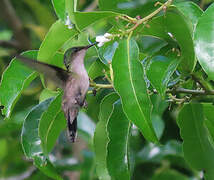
[[84, 42, 98, 49]]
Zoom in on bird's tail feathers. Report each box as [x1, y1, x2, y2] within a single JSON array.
[[66, 110, 77, 143]]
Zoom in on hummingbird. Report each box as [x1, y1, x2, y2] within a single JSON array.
[[16, 43, 96, 142]]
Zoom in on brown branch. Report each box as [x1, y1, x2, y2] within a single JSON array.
[[0, 0, 31, 50], [0, 40, 19, 49], [200, 0, 206, 9], [167, 88, 214, 96], [83, 0, 98, 12]]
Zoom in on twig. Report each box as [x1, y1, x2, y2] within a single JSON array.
[[0, 0, 31, 50], [83, 0, 98, 12], [200, 0, 206, 9], [118, 15, 137, 24], [0, 40, 19, 49], [90, 83, 113, 89], [126, 0, 173, 33], [191, 74, 211, 92], [167, 88, 214, 96]]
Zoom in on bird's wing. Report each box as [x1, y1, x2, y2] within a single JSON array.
[[16, 55, 70, 88]]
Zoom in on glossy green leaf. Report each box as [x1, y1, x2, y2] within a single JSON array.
[[0, 139, 7, 162], [146, 53, 180, 97], [164, 7, 195, 73], [65, 0, 77, 25], [38, 20, 78, 64], [74, 11, 118, 31], [137, 36, 168, 56], [97, 41, 119, 64], [136, 140, 183, 164], [34, 157, 63, 180], [98, 0, 159, 17], [39, 92, 66, 155], [23, 0, 55, 28], [77, 112, 96, 142], [107, 100, 131, 180], [21, 98, 63, 180], [140, 7, 195, 73], [0, 51, 37, 119], [52, 0, 66, 21], [175, 1, 203, 29], [151, 169, 189, 180], [112, 38, 158, 143], [98, 0, 126, 12], [21, 98, 53, 159], [177, 103, 214, 179], [203, 103, 214, 144], [39, 89, 60, 103], [151, 94, 168, 139], [194, 3, 214, 81], [94, 93, 119, 180], [88, 59, 108, 80]]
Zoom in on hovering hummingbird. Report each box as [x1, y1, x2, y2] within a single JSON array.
[[16, 43, 96, 142]]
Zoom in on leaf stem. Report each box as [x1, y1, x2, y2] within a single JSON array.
[[118, 15, 137, 24], [109, 63, 114, 83], [191, 73, 211, 92], [90, 83, 113, 89], [126, 0, 173, 33]]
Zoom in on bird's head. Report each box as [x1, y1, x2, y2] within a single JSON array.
[[63, 43, 97, 70]]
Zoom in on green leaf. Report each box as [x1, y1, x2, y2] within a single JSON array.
[[177, 103, 214, 179], [151, 169, 189, 180], [0, 51, 37, 119], [74, 11, 118, 31], [175, 1, 203, 29], [21, 98, 53, 159], [0, 139, 7, 162], [23, 0, 55, 28], [52, 0, 66, 21], [194, 3, 214, 81], [137, 36, 168, 56], [65, 0, 77, 25], [98, 0, 125, 12], [77, 112, 96, 142], [97, 41, 119, 64], [39, 89, 59, 103], [107, 100, 131, 180], [140, 7, 195, 73], [136, 140, 183, 164], [80, 151, 94, 180], [88, 59, 108, 80], [39, 92, 66, 155], [151, 94, 168, 139], [146, 53, 180, 97], [98, 0, 159, 18], [34, 157, 63, 180], [38, 20, 78, 64], [164, 7, 195, 73], [203, 103, 214, 145], [94, 92, 119, 180], [21, 98, 63, 180], [112, 38, 158, 143]]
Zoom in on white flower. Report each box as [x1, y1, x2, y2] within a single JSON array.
[[104, 33, 112, 38], [96, 33, 112, 47]]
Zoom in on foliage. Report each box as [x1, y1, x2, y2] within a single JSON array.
[[1, 0, 214, 179]]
